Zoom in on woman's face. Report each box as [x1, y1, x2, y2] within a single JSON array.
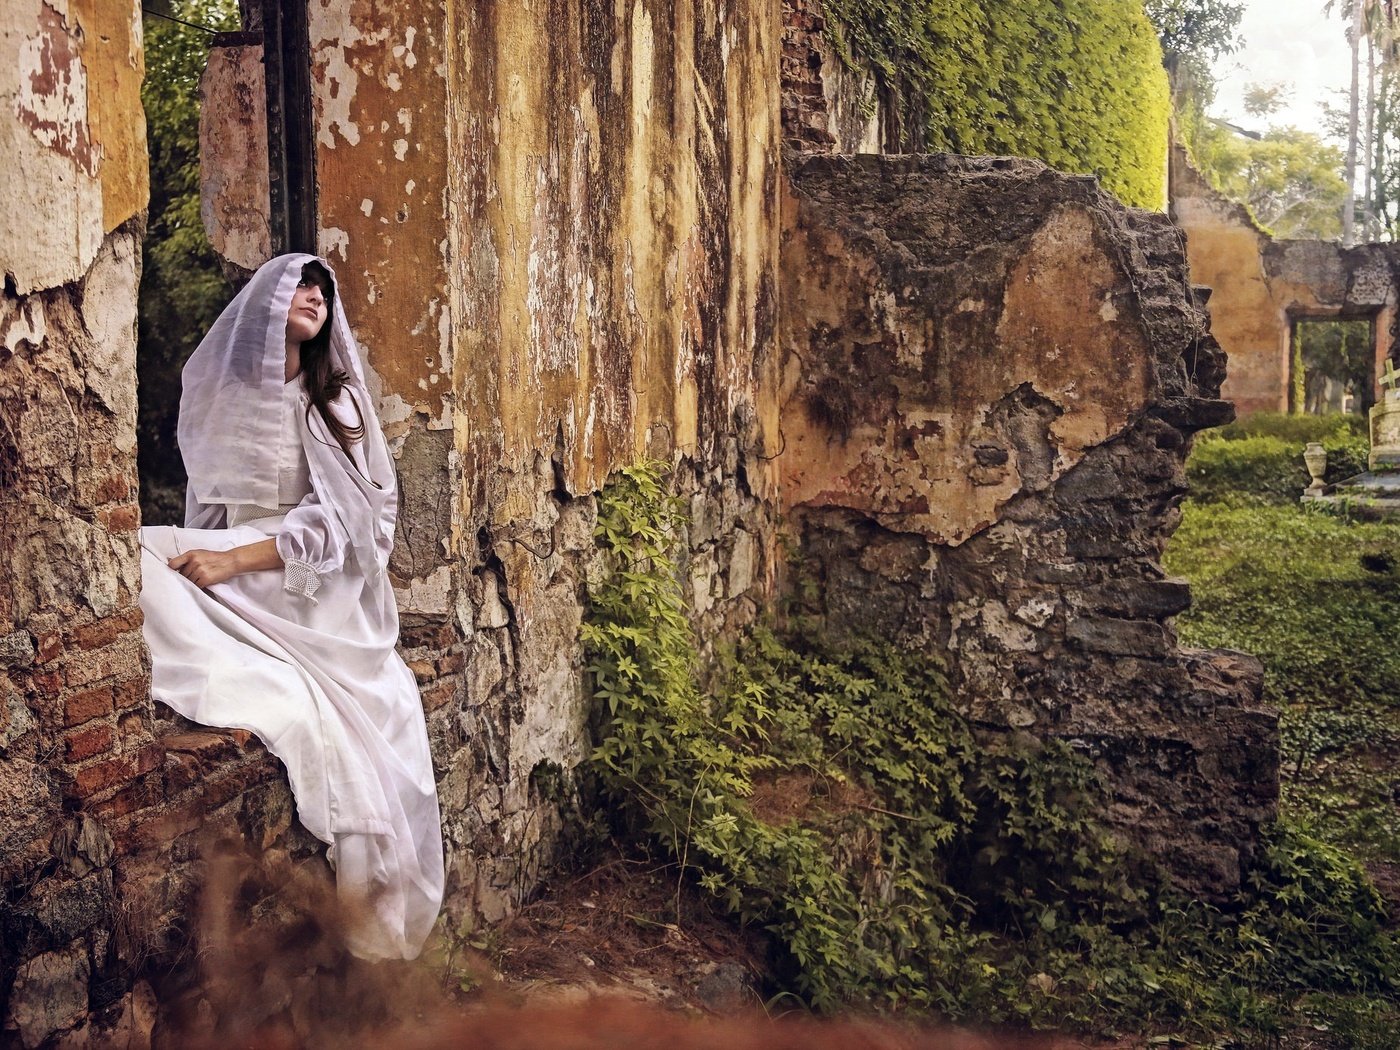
[[285, 274, 329, 345]]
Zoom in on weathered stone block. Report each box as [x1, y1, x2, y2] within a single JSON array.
[[7, 943, 91, 1048]]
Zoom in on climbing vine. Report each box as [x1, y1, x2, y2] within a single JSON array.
[[583, 461, 1399, 1037], [815, 0, 1171, 210]]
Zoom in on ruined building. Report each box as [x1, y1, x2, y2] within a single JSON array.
[[1170, 143, 1400, 415], [2, 1, 1276, 1044]]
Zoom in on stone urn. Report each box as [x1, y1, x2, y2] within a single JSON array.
[[1303, 442, 1328, 495]]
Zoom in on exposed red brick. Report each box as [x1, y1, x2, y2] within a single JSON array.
[[113, 675, 150, 711], [436, 650, 465, 676], [162, 731, 237, 763], [400, 621, 457, 650], [93, 772, 162, 821], [93, 470, 132, 503], [36, 632, 62, 663], [199, 757, 278, 811], [63, 684, 114, 727], [65, 723, 113, 762], [71, 755, 136, 799], [163, 750, 202, 795], [421, 679, 458, 712], [134, 742, 163, 775], [116, 798, 206, 854], [31, 670, 64, 697], [63, 637, 142, 688], [99, 504, 140, 532], [67, 607, 143, 652], [116, 710, 145, 742]]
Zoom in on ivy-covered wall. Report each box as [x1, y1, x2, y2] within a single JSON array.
[[815, 0, 1170, 209]]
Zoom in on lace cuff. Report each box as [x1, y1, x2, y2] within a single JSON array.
[[283, 558, 322, 603]]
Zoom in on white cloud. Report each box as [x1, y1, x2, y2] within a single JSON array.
[[1209, 0, 1352, 138]]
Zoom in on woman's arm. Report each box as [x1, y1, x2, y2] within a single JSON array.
[[168, 538, 283, 588]]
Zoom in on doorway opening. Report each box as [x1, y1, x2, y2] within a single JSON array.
[[1288, 316, 1377, 418], [137, 0, 317, 525]]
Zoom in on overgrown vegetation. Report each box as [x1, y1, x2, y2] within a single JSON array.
[[1187, 411, 1370, 504], [583, 461, 1400, 1042], [815, 1, 1171, 209], [139, 0, 240, 524], [1168, 424, 1400, 869]]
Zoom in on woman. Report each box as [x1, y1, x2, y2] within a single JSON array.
[[137, 253, 444, 961]]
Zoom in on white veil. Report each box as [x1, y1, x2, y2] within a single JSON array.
[[178, 253, 398, 577]]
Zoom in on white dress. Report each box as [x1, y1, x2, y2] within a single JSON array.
[[138, 379, 444, 960]]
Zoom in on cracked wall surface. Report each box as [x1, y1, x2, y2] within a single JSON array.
[[779, 153, 1278, 895]]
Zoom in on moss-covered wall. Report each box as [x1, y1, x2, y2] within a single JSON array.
[[815, 0, 1170, 209]]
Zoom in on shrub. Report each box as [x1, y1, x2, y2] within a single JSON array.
[[1187, 430, 1370, 504], [1211, 411, 1367, 444], [817, 0, 1171, 209]]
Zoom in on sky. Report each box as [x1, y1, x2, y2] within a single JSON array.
[[1209, 0, 1354, 139]]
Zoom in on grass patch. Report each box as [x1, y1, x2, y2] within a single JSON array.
[[1166, 499, 1400, 866]]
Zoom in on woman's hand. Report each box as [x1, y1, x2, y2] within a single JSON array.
[[168, 539, 283, 588]]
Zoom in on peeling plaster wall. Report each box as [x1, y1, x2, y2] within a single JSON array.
[[1, 0, 147, 292], [437, 0, 784, 923], [1170, 144, 1398, 415], [309, 0, 453, 436], [780, 154, 1278, 895], [1, 3, 167, 1043], [450, 0, 783, 496]]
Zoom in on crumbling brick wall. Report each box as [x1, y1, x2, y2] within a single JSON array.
[[778, 153, 1278, 894]]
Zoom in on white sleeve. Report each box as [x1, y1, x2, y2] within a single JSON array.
[[274, 489, 352, 603]]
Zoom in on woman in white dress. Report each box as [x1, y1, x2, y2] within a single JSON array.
[[137, 253, 444, 960]]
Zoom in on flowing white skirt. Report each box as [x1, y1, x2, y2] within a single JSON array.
[[137, 517, 444, 960]]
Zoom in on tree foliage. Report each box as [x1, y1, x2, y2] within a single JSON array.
[[1143, 0, 1244, 69], [138, 0, 240, 523], [817, 0, 1171, 209], [1186, 120, 1350, 239], [1298, 320, 1375, 414]]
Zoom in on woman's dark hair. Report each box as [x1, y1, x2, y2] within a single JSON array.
[[297, 261, 365, 459]]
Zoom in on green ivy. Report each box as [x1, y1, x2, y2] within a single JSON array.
[[584, 461, 1399, 1038], [815, 0, 1170, 210]]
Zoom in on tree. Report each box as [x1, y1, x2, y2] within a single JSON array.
[[1325, 0, 1400, 243], [1243, 83, 1288, 119], [1190, 124, 1349, 239], [1143, 0, 1244, 94], [1297, 320, 1374, 414]]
